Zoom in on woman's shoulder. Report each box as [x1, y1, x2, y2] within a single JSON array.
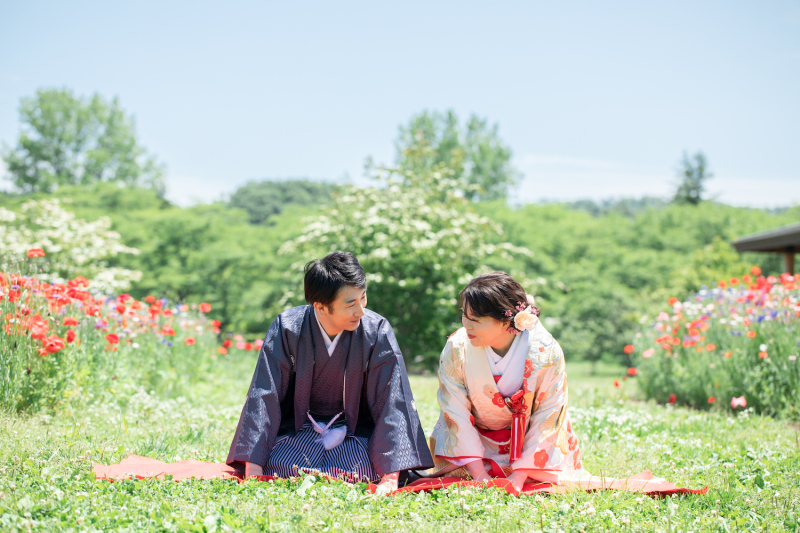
[[525, 321, 564, 367]]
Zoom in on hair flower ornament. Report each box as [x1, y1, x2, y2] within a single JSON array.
[[506, 299, 539, 335]]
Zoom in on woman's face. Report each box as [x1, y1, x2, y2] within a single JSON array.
[[461, 305, 510, 348]]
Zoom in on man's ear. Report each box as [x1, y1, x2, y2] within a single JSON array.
[[313, 301, 329, 315]]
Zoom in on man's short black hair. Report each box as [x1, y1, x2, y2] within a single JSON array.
[[304, 251, 367, 307]]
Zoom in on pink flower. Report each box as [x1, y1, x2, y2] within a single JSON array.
[[731, 396, 747, 409], [642, 348, 655, 358], [789, 356, 797, 361]]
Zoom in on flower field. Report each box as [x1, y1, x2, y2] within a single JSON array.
[[0, 252, 263, 413], [1, 255, 800, 531], [632, 267, 800, 419]]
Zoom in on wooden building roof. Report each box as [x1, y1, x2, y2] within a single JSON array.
[[732, 222, 800, 253]]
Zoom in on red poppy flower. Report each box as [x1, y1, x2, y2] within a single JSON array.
[[724, 351, 733, 358], [199, 302, 211, 313], [26, 248, 45, 257], [184, 337, 196, 346], [244, 342, 254, 351], [533, 449, 549, 468], [222, 339, 232, 348], [729, 277, 739, 286], [63, 317, 79, 326], [105, 333, 119, 344], [742, 274, 752, 284], [66, 329, 77, 343], [145, 295, 156, 304], [746, 331, 756, 338], [707, 396, 716, 404], [179, 304, 189, 312], [718, 280, 728, 289], [758, 351, 768, 359], [162, 326, 176, 336], [613, 379, 620, 388], [623, 344, 634, 354], [115, 303, 126, 315], [705, 344, 716, 351], [43, 335, 65, 354], [216, 346, 228, 355], [211, 320, 222, 328], [751, 266, 761, 276], [668, 297, 679, 306], [627, 367, 638, 376], [163, 309, 173, 318], [8, 289, 20, 302], [668, 393, 677, 404]]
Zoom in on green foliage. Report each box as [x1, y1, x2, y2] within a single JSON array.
[[1, 88, 165, 195], [673, 151, 712, 205], [278, 148, 536, 365], [395, 110, 519, 201], [0, 198, 142, 293], [479, 201, 800, 367], [633, 270, 800, 419], [228, 179, 337, 225]]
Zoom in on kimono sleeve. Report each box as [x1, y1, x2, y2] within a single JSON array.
[[226, 314, 293, 470], [512, 342, 581, 474], [364, 320, 434, 477], [432, 338, 484, 461]]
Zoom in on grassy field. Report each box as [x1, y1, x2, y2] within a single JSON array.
[[1, 354, 799, 532]]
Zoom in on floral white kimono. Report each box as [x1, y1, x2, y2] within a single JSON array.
[[429, 323, 584, 483]]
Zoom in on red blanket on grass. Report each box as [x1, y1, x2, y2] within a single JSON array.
[[93, 455, 707, 497]]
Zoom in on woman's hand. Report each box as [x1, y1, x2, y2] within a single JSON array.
[[506, 470, 529, 493], [244, 461, 263, 480], [465, 460, 492, 483], [375, 471, 399, 496]]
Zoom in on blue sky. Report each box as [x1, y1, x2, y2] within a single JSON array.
[[1, 1, 798, 207]]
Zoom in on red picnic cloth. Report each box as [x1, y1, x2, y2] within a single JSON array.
[[93, 455, 707, 497]]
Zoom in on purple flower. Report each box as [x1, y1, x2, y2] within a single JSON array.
[[166, 342, 173, 347], [11, 285, 20, 290]]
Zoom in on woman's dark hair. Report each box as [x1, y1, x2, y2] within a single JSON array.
[[458, 271, 540, 329], [304, 251, 367, 307]]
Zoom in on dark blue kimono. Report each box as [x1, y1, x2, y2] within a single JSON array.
[[226, 305, 433, 479]]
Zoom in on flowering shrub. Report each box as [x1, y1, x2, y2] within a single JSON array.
[[0, 198, 142, 293], [631, 267, 800, 419], [0, 255, 219, 412], [278, 149, 538, 365]]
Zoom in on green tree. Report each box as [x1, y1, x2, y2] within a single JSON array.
[[279, 143, 537, 365], [673, 151, 712, 205], [1, 88, 165, 195], [228, 179, 336, 225], [395, 110, 519, 201]]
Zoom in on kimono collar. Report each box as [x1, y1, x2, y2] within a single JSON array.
[[314, 308, 343, 357], [486, 330, 528, 398]]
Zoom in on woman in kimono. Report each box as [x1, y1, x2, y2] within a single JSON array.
[[429, 271, 584, 493]]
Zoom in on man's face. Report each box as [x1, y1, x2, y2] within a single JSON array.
[[314, 286, 367, 335]]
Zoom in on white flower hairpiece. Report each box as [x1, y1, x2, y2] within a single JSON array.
[[504, 298, 538, 335]]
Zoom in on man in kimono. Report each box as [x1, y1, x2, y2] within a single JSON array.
[[227, 251, 433, 492]]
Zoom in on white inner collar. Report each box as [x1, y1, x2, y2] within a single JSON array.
[[314, 308, 343, 357]]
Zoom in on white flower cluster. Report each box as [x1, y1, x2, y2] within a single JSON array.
[[0, 198, 142, 293]]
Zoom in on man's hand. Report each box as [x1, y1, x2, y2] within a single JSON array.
[[506, 470, 529, 493], [465, 460, 492, 483], [244, 461, 263, 480], [375, 471, 399, 496]]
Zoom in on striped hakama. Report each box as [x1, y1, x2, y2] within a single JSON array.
[[264, 420, 377, 482]]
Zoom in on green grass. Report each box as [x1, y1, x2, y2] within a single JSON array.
[[1, 354, 799, 532]]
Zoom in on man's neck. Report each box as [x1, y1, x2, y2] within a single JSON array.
[[315, 308, 343, 338]]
